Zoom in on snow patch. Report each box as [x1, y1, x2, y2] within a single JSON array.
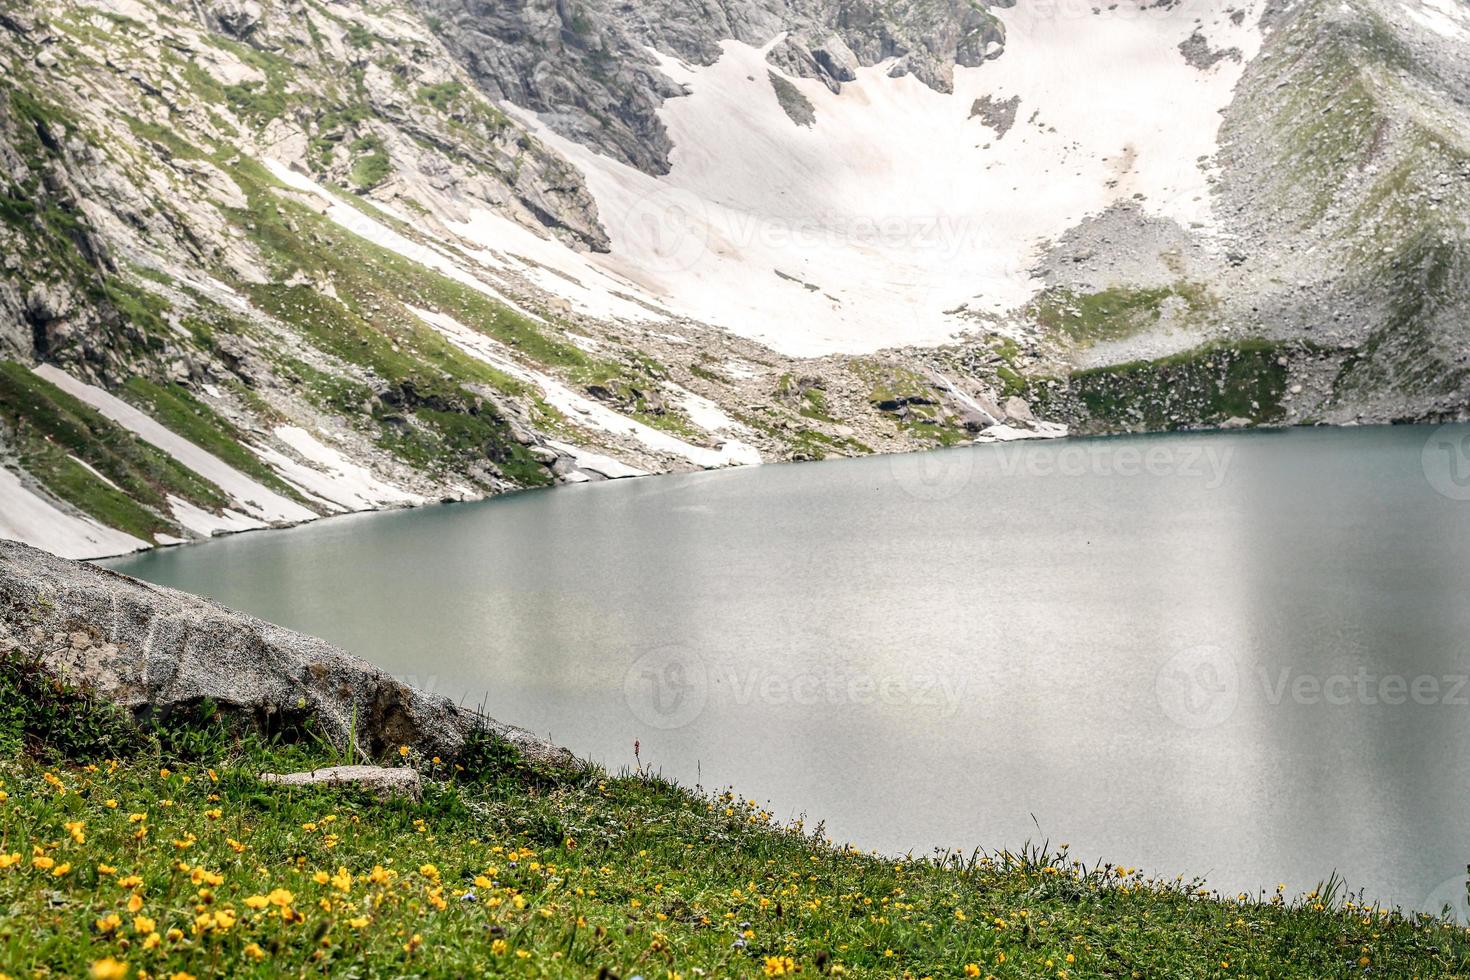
[[166, 497, 267, 537], [260, 159, 540, 319], [0, 467, 149, 560], [264, 426, 422, 510], [444, 207, 666, 322], [1401, 0, 1467, 37], [520, 0, 1262, 356], [32, 365, 316, 525], [973, 422, 1069, 443], [408, 307, 761, 469], [544, 440, 649, 479]]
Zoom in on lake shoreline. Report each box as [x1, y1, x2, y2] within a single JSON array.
[[88, 417, 1410, 565]]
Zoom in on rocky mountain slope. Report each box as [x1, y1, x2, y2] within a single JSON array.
[[0, 0, 1466, 559]]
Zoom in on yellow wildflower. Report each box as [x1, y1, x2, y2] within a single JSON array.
[[88, 958, 128, 980], [244, 895, 269, 910]]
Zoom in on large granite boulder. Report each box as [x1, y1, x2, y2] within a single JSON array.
[[0, 539, 573, 768]]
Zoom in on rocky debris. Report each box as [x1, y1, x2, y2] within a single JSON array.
[[1178, 30, 1242, 70], [768, 71, 816, 127], [970, 94, 1020, 139], [261, 765, 423, 800], [0, 540, 575, 769]]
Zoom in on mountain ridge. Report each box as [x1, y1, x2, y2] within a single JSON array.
[[1, 0, 1466, 559]]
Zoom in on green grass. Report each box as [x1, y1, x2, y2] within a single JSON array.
[[349, 151, 391, 191], [0, 648, 1467, 977], [1050, 340, 1292, 432], [1029, 283, 1215, 345], [118, 378, 314, 507], [0, 362, 235, 538], [417, 82, 466, 112], [205, 158, 565, 481]]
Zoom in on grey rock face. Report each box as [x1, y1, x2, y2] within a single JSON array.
[[208, 0, 264, 39], [415, 0, 1007, 174], [261, 765, 423, 800], [0, 539, 574, 769], [769, 71, 817, 127]]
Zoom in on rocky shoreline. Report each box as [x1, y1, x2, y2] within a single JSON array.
[[0, 538, 572, 767]]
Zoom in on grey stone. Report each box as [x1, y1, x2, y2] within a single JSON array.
[[1003, 395, 1034, 422], [261, 765, 423, 800], [0, 539, 575, 769]]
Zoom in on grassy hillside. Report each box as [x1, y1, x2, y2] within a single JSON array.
[[0, 656, 1466, 977]]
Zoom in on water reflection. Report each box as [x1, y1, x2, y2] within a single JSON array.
[[107, 424, 1470, 915]]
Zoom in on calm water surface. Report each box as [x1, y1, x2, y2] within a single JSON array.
[[108, 424, 1470, 916]]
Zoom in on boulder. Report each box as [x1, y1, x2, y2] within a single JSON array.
[[1003, 395, 1035, 423], [810, 35, 859, 85], [261, 765, 422, 800], [0, 540, 574, 769], [211, 0, 263, 38]]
